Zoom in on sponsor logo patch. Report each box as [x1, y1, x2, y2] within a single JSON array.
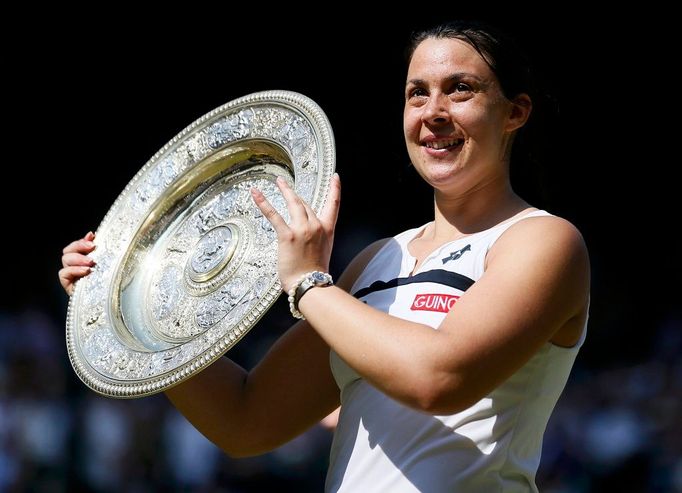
[[441, 244, 471, 264], [410, 293, 460, 313]]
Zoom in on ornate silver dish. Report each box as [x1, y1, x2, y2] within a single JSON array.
[[66, 90, 335, 398]]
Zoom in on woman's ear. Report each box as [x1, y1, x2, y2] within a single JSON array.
[[506, 93, 532, 132]]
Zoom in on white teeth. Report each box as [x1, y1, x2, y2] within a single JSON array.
[[425, 139, 462, 149]]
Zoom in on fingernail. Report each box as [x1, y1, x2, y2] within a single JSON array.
[[85, 241, 95, 247]]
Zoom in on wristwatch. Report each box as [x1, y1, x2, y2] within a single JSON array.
[[288, 271, 334, 319]]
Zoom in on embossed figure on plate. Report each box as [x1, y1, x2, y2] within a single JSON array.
[[189, 225, 238, 282]]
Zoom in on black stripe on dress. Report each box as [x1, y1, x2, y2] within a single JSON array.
[[352, 269, 475, 299]]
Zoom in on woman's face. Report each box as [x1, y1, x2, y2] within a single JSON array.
[[403, 37, 521, 194]]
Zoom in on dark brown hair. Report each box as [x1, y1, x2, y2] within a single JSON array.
[[407, 20, 536, 102]]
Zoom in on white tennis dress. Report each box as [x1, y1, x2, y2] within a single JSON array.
[[326, 211, 586, 492]]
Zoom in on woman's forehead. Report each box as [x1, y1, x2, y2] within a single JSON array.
[[409, 38, 489, 73]]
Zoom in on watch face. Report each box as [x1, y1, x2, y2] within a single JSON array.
[[312, 271, 327, 283]]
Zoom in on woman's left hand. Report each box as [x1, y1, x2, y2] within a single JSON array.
[[251, 174, 341, 293]]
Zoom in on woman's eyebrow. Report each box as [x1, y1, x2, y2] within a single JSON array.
[[405, 78, 426, 87], [406, 72, 486, 87]]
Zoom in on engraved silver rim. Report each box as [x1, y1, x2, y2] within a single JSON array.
[[66, 90, 335, 398]]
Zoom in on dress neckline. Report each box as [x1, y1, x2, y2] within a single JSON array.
[[404, 208, 544, 276]]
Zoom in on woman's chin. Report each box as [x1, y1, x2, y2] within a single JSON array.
[[420, 164, 463, 187]]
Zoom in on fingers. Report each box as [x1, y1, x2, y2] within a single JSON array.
[[62, 252, 96, 269], [255, 175, 340, 233], [60, 231, 96, 295], [275, 176, 309, 225], [291, 174, 341, 236], [63, 232, 96, 255], [250, 187, 289, 233], [320, 173, 341, 232], [59, 265, 92, 296], [62, 231, 97, 268]]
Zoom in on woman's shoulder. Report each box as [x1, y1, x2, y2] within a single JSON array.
[[509, 212, 585, 243], [488, 212, 589, 271]]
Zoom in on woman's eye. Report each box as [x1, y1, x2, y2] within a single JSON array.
[[455, 82, 472, 92], [409, 88, 427, 98]]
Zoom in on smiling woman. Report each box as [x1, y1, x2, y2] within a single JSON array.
[[403, 33, 532, 196], [59, 20, 589, 492]]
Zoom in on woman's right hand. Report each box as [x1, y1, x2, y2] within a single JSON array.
[[59, 231, 97, 296]]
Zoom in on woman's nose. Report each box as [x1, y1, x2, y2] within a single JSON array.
[[422, 94, 450, 124]]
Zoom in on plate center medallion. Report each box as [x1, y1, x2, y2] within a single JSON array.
[[188, 225, 238, 282]]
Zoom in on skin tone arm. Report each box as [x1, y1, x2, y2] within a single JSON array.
[[163, 319, 338, 457], [252, 176, 590, 415]]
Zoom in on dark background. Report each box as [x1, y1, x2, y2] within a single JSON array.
[[1, 11, 679, 492]]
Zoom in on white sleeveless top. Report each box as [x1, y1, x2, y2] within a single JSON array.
[[326, 210, 587, 492]]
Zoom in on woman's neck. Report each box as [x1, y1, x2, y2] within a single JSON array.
[[428, 179, 530, 243]]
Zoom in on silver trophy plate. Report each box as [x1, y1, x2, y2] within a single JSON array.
[[66, 90, 335, 398]]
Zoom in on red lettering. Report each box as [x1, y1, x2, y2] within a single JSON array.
[[410, 293, 460, 313]]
